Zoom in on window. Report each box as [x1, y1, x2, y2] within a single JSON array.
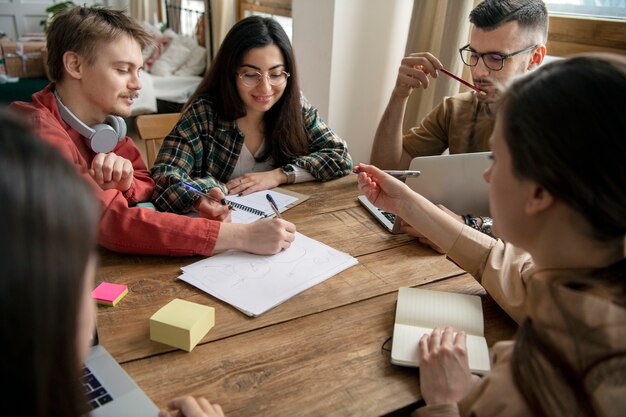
[[545, 1, 626, 20], [179, 0, 205, 37], [237, 0, 293, 41]]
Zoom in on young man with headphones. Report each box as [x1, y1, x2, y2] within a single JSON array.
[[11, 6, 296, 258]]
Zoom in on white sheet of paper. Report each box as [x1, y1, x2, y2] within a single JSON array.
[[178, 232, 358, 316]]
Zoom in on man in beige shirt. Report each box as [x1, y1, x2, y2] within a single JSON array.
[[371, 0, 548, 240], [370, 0, 548, 170]]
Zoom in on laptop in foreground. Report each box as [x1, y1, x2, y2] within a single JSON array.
[[358, 152, 491, 233], [84, 328, 159, 417]]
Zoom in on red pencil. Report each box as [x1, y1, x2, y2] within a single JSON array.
[[439, 68, 486, 95]]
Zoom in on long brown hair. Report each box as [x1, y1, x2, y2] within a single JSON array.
[[500, 54, 626, 416], [0, 110, 99, 416], [184, 16, 309, 166]]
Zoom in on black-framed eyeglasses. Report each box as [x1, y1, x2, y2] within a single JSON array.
[[237, 70, 290, 87], [459, 44, 537, 71]]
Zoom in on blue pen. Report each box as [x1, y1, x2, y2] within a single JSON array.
[[179, 181, 233, 209], [266, 194, 283, 219]]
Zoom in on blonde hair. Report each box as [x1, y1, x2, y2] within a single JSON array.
[[46, 6, 153, 82]]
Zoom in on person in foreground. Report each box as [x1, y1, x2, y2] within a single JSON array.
[[0, 112, 224, 417], [10, 6, 295, 257], [151, 16, 352, 215], [357, 54, 626, 416]]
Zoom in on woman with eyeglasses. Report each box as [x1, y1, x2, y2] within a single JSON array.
[[151, 16, 352, 219]]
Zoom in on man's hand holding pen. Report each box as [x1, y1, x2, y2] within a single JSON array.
[[180, 181, 233, 222], [194, 188, 232, 222]]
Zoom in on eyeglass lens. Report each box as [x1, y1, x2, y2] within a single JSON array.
[[239, 71, 289, 87], [460, 50, 505, 71]]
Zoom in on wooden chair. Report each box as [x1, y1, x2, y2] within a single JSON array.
[[134, 113, 180, 167]]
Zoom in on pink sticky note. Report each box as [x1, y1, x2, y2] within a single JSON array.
[[91, 282, 128, 306]]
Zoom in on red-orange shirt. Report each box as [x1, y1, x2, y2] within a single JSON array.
[[11, 85, 220, 256]]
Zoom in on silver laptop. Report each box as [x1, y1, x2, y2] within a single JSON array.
[[84, 328, 159, 417], [358, 152, 491, 233]]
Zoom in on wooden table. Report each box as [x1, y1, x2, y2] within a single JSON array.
[[96, 175, 517, 417]]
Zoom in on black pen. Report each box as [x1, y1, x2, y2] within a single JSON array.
[[179, 181, 234, 210], [266, 194, 283, 219]]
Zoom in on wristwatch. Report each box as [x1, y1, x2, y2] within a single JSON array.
[[281, 164, 296, 184], [479, 216, 493, 236]]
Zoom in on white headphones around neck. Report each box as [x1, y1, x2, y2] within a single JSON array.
[[54, 90, 126, 153]]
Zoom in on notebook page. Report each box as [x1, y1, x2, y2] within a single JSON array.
[[395, 287, 484, 336], [227, 189, 299, 224], [390, 324, 490, 374]]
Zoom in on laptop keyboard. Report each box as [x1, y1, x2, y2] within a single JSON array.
[[381, 211, 396, 222], [82, 367, 114, 409]]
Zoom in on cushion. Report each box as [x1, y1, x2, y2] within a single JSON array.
[[149, 32, 200, 76], [143, 34, 171, 70], [174, 44, 207, 76], [141, 22, 170, 70], [150, 41, 191, 76]]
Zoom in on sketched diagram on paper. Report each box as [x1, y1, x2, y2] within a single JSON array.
[[182, 233, 353, 294], [189, 246, 345, 291]]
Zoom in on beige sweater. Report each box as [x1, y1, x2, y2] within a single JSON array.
[[413, 226, 626, 417]]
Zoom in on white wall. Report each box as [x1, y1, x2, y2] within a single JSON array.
[[292, 0, 335, 122], [0, 0, 121, 40], [293, 0, 413, 164]]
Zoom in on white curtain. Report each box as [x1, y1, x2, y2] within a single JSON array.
[[209, 0, 237, 59], [402, 0, 475, 133], [128, 0, 162, 25]]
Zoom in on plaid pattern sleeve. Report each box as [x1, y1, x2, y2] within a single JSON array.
[[150, 96, 242, 214], [293, 96, 353, 180]]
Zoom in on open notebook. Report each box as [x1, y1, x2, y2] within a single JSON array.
[[390, 287, 491, 375], [227, 188, 308, 223]]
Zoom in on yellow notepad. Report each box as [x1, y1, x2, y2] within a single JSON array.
[[150, 299, 215, 352], [390, 287, 491, 375]]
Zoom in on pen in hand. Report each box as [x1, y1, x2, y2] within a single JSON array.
[[352, 168, 421, 178], [266, 194, 283, 219], [179, 181, 234, 210]]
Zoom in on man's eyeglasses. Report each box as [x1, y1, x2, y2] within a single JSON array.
[[237, 70, 290, 88], [459, 44, 537, 71]]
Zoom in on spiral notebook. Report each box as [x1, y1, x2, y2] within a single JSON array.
[[227, 188, 309, 223]]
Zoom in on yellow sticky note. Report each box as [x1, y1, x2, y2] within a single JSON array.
[[150, 299, 215, 352]]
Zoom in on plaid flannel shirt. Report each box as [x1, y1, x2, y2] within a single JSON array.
[[151, 94, 352, 214]]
